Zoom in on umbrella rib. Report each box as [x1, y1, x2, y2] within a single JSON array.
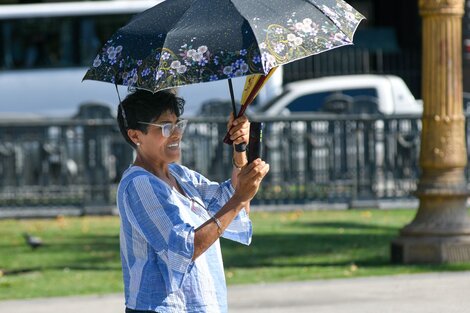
[[228, 0, 265, 74], [153, 2, 195, 92]]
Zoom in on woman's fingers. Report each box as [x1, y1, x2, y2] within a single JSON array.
[[235, 159, 270, 202], [228, 115, 249, 132], [230, 129, 249, 143], [229, 119, 250, 142], [241, 159, 269, 180]]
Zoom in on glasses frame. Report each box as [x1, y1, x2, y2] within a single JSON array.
[[137, 119, 188, 137]]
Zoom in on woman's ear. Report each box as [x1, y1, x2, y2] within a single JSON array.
[[127, 129, 141, 146]]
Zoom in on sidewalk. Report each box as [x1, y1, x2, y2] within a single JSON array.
[[1, 272, 469, 313]]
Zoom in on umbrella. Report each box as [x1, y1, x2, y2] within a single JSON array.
[[84, 0, 363, 91], [83, 0, 364, 144]]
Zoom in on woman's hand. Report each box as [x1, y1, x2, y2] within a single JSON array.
[[227, 113, 250, 146], [233, 158, 270, 203]]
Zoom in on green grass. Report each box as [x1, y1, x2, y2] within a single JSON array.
[[1, 209, 470, 300]]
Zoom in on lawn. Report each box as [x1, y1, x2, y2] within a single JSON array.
[[1, 209, 470, 300]]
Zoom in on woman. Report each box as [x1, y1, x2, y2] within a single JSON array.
[[116, 89, 269, 313]]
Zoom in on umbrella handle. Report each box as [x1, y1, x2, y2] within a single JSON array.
[[223, 103, 249, 149], [228, 79, 246, 152]]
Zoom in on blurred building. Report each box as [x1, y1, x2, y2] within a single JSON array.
[[4, 0, 470, 101]]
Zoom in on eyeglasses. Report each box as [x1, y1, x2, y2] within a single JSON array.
[[138, 119, 188, 137]]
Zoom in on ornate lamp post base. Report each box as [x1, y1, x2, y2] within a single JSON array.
[[392, 236, 470, 263], [391, 192, 470, 263], [392, 172, 470, 263]]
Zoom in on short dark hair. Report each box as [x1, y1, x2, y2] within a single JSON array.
[[117, 89, 185, 148]]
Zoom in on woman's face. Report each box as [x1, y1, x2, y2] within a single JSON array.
[[137, 110, 183, 164]]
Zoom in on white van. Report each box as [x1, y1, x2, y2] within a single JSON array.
[[253, 74, 422, 116]]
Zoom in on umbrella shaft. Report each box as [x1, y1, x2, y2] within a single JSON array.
[[228, 79, 237, 116]]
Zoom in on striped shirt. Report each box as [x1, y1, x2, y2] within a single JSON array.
[[117, 164, 252, 312]]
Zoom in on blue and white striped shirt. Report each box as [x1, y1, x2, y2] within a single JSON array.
[[117, 164, 252, 312]]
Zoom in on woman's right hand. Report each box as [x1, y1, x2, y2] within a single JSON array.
[[233, 158, 270, 203]]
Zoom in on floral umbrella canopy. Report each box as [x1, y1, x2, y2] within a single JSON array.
[[83, 0, 364, 92]]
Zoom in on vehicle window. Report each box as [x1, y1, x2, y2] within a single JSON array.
[[286, 92, 330, 112], [341, 88, 377, 99], [286, 88, 379, 113]]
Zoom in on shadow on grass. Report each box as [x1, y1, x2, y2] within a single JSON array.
[[2, 264, 122, 276], [297, 221, 399, 231], [221, 220, 399, 269], [1, 234, 121, 275]]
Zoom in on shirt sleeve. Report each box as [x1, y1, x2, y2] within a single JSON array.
[[123, 174, 195, 293], [186, 168, 252, 245]]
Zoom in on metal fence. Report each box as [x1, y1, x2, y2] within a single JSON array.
[[0, 112, 435, 214], [184, 114, 423, 206]]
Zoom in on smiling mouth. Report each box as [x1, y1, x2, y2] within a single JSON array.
[[167, 142, 180, 148]]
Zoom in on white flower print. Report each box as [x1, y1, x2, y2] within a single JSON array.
[[170, 60, 181, 69], [187, 49, 197, 58], [193, 52, 203, 62], [197, 45, 208, 54], [295, 22, 304, 31], [293, 37, 303, 46], [93, 56, 101, 67], [303, 18, 312, 25], [108, 50, 117, 60], [177, 65, 187, 74], [301, 23, 312, 33], [287, 34, 296, 42]]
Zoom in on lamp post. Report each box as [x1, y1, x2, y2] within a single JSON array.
[[391, 0, 470, 263]]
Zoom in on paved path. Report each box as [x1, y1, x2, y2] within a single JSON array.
[[1, 272, 469, 313]]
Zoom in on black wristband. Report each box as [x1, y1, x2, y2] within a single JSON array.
[[235, 143, 247, 152]]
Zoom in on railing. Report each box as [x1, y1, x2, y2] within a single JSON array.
[[0, 113, 431, 215], [0, 118, 132, 214], [184, 114, 422, 206]]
